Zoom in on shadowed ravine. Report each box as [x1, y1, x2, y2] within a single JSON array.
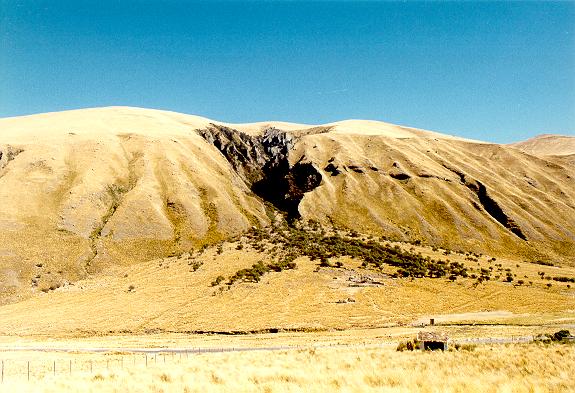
[[197, 124, 323, 219]]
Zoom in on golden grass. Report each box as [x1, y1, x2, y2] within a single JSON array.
[[2, 106, 575, 309], [0, 344, 573, 392], [0, 240, 573, 336]]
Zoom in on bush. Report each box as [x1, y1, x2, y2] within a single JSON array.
[[532, 260, 554, 266], [453, 343, 476, 351], [396, 339, 418, 351], [220, 222, 477, 287], [552, 276, 575, 283], [211, 275, 225, 287], [188, 260, 203, 271], [552, 330, 571, 342]]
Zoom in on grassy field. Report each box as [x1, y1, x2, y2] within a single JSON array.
[[0, 228, 573, 392], [0, 342, 573, 392], [0, 236, 573, 336]]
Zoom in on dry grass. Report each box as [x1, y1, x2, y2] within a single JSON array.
[[0, 343, 573, 392], [1, 107, 575, 307], [0, 241, 573, 336]]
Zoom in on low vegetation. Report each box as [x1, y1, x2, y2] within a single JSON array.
[[204, 220, 575, 291], [215, 221, 473, 286]]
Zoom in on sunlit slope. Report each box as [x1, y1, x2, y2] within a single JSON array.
[[293, 132, 575, 261], [0, 107, 269, 303], [0, 106, 574, 305], [0, 241, 573, 336], [510, 134, 575, 156]]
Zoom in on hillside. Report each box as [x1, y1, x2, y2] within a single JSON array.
[[0, 107, 574, 307], [510, 134, 575, 156], [0, 228, 573, 336]]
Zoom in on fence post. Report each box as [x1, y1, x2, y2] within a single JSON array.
[[145, 354, 148, 367], [53, 360, 56, 377], [90, 360, 93, 373], [1, 359, 3, 383], [27, 361, 30, 381], [69, 360, 72, 375]]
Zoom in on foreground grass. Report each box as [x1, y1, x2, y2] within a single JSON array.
[[1, 344, 573, 392]]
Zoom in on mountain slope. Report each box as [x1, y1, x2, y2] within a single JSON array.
[[0, 107, 574, 305], [510, 134, 575, 156]]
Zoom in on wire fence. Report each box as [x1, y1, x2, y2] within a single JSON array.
[[0, 350, 204, 384], [0, 337, 536, 384], [454, 335, 534, 344]]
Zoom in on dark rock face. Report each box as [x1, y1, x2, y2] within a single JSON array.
[[389, 161, 411, 180], [389, 172, 411, 181], [348, 165, 364, 174], [468, 180, 527, 241], [197, 124, 322, 219], [442, 164, 527, 241], [324, 162, 341, 176], [196, 124, 273, 184]]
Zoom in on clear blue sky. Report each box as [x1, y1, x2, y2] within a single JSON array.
[[1, 1, 574, 143]]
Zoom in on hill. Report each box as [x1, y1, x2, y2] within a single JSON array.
[[0, 107, 574, 307], [510, 134, 575, 156]]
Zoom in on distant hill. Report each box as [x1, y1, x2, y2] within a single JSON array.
[[510, 134, 575, 156], [0, 107, 574, 305]]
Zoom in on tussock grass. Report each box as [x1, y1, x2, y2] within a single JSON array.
[[0, 344, 573, 392]]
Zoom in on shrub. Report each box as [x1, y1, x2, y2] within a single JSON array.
[[211, 275, 225, 287], [396, 341, 407, 351], [221, 222, 474, 286], [532, 260, 554, 266], [552, 276, 575, 283], [552, 330, 571, 342], [188, 260, 203, 271], [396, 339, 418, 351], [459, 344, 476, 351]]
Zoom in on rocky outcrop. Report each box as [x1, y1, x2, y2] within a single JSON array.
[[0, 145, 23, 171], [442, 164, 527, 241], [197, 124, 322, 219]]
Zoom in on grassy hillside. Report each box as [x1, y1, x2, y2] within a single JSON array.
[[0, 223, 573, 336], [0, 106, 574, 308]]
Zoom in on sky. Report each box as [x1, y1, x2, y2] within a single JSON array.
[[0, 0, 574, 143]]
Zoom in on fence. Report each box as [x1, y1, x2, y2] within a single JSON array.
[[0, 337, 536, 384], [0, 346, 302, 384], [453, 335, 534, 345], [0, 350, 220, 384]]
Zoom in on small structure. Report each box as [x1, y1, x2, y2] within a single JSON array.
[[417, 331, 449, 351]]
